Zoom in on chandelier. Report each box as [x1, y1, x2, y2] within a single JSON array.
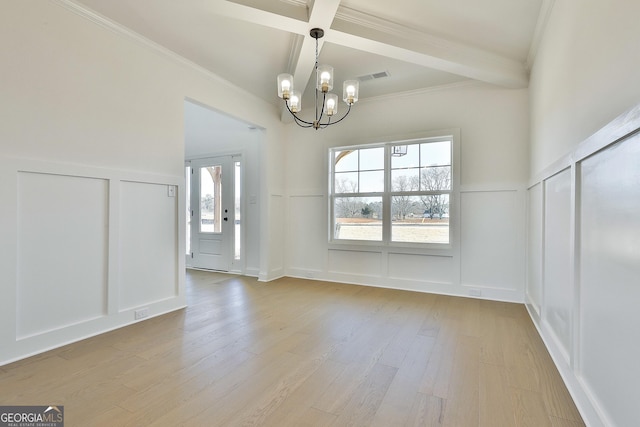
[[277, 28, 359, 130]]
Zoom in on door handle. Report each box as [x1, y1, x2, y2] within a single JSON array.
[[224, 217, 228, 221]]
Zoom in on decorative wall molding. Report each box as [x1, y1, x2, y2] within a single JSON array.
[[526, 102, 640, 427], [529, 103, 640, 186], [0, 155, 186, 366]]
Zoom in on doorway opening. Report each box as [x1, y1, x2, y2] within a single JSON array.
[[186, 156, 239, 272]]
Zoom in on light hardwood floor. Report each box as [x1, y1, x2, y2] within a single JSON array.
[[0, 270, 584, 426]]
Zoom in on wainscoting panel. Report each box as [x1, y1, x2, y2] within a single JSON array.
[[387, 252, 453, 284], [16, 172, 109, 339], [526, 183, 543, 315], [119, 180, 179, 310], [460, 190, 523, 291], [1, 157, 185, 366], [579, 132, 640, 427], [525, 104, 640, 427], [287, 195, 325, 273], [543, 168, 572, 360], [328, 249, 383, 277]]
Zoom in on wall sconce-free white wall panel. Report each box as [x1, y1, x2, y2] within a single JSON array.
[[579, 133, 640, 427], [387, 253, 453, 284], [526, 183, 543, 314], [328, 249, 382, 277], [16, 172, 108, 339], [460, 190, 522, 291], [287, 195, 325, 272], [543, 168, 573, 359], [119, 181, 178, 310]]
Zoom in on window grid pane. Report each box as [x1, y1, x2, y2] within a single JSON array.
[[334, 196, 382, 241], [420, 141, 451, 167], [359, 147, 384, 170], [334, 150, 358, 172], [420, 166, 451, 191], [391, 194, 450, 244], [331, 138, 453, 245], [334, 172, 359, 193]]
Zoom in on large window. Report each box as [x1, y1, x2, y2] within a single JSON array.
[[330, 135, 455, 246]]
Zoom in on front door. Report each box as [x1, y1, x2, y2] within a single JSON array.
[[189, 156, 233, 271]]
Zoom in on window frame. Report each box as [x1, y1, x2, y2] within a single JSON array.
[[329, 130, 460, 253]]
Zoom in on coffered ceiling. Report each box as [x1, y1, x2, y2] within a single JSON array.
[[66, 0, 548, 111]]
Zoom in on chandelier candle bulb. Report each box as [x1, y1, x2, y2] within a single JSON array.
[[325, 93, 338, 116], [289, 91, 301, 113], [343, 80, 359, 104], [277, 73, 293, 99], [317, 65, 333, 93]]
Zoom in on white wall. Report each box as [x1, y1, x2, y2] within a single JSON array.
[[528, 1, 640, 425], [0, 1, 285, 365], [529, 0, 640, 175], [284, 83, 529, 302]]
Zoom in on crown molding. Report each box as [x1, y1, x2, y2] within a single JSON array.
[[50, 0, 272, 108], [286, 33, 305, 74], [526, 0, 556, 70], [279, 0, 308, 8]]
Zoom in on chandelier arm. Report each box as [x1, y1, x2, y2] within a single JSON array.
[[320, 116, 332, 129], [284, 100, 314, 126], [325, 103, 352, 126], [293, 116, 315, 128]]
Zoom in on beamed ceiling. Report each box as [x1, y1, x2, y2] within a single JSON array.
[[65, 0, 550, 120]]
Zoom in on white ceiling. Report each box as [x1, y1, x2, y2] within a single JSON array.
[[69, 0, 546, 111]]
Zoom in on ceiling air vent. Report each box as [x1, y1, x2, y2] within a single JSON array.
[[357, 71, 390, 82]]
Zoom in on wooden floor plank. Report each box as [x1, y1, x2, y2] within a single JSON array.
[[0, 270, 585, 426], [371, 334, 436, 426], [330, 363, 398, 426], [512, 387, 553, 427], [406, 393, 446, 427], [550, 415, 586, 427], [442, 335, 481, 427], [479, 362, 516, 427], [259, 359, 348, 427]]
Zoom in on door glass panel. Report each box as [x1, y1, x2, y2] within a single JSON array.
[[186, 165, 191, 254], [234, 161, 241, 260], [200, 165, 222, 233]]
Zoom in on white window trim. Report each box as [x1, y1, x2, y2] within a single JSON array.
[[328, 129, 460, 255]]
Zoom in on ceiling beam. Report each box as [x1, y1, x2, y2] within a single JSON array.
[[292, 0, 341, 96], [205, 0, 308, 35], [280, 0, 341, 122], [326, 28, 528, 89], [330, 7, 528, 88], [211, 0, 528, 90]]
